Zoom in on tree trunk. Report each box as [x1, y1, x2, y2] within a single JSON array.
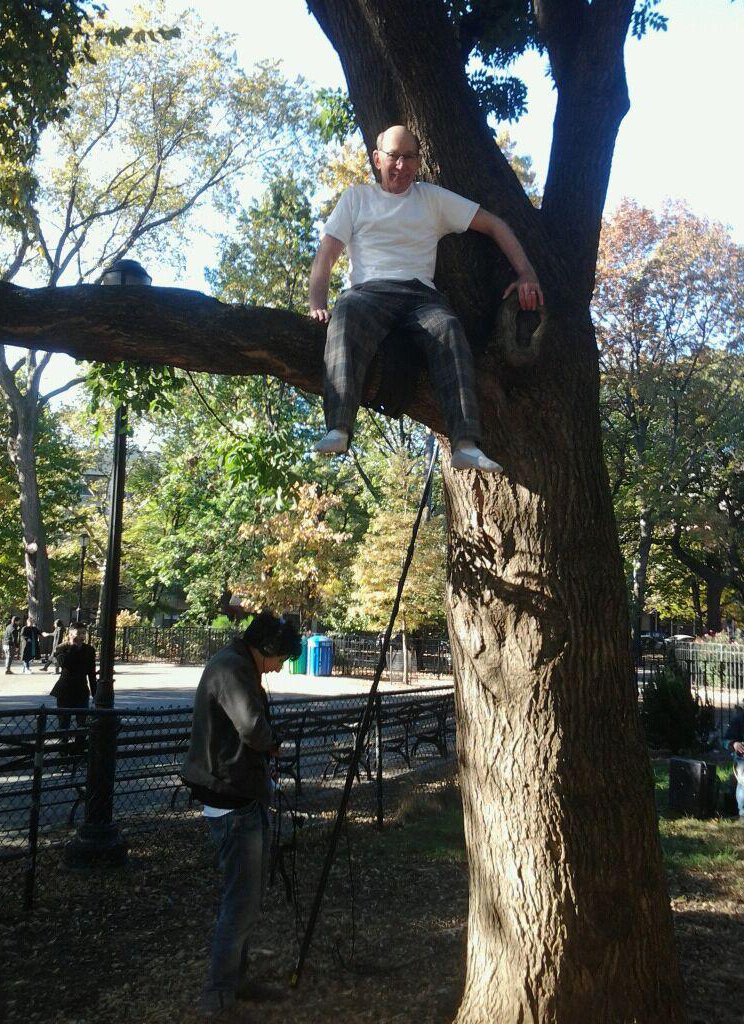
[[6, 399, 53, 629], [691, 578, 704, 635], [630, 511, 653, 661], [705, 579, 724, 634], [442, 317, 683, 1023]]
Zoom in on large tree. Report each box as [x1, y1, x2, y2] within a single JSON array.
[[595, 200, 744, 652], [0, 6, 314, 627], [1, 2, 690, 1020]]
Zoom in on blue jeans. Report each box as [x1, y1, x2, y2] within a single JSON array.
[[734, 757, 744, 816], [204, 802, 269, 999]]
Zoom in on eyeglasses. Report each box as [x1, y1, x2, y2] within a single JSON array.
[[378, 149, 420, 164]]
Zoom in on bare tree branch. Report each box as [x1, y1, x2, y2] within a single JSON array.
[[38, 376, 86, 409], [1, 231, 31, 283]]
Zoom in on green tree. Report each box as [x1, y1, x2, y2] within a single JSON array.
[[665, 354, 744, 631], [0, 5, 314, 627], [0, 401, 87, 615]]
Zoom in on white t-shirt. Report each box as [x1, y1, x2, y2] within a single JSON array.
[[322, 182, 479, 290]]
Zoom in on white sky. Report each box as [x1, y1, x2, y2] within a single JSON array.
[[33, 0, 744, 395]]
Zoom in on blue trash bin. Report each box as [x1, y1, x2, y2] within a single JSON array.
[[307, 635, 333, 676]]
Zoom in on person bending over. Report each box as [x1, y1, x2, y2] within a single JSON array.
[[181, 611, 301, 1016], [309, 124, 543, 473]]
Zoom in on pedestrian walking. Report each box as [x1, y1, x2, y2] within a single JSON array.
[[20, 616, 43, 673], [3, 616, 21, 674]]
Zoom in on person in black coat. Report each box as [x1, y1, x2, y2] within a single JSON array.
[[20, 616, 43, 672], [182, 610, 301, 1016], [51, 624, 97, 752]]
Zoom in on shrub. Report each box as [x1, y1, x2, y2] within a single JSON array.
[[209, 614, 233, 631], [116, 609, 142, 628], [640, 665, 715, 753]]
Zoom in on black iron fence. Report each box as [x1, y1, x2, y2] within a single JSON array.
[[0, 686, 455, 916], [87, 625, 238, 666], [76, 625, 453, 680], [636, 643, 744, 742]]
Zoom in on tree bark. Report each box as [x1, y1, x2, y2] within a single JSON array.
[[704, 579, 723, 634], [443, 313, 682, 1023]]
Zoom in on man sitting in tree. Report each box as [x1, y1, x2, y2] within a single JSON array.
[[309, 124, 543, 472]]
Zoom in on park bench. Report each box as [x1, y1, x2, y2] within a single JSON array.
[[273, 704, 371, 794], [0, 712, 193, 829], [378, 694, 454, 766]]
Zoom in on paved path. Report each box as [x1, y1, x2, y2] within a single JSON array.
[[0, 661, 453, 711]]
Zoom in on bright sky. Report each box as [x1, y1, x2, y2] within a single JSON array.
[[35, 0, 744, 394]]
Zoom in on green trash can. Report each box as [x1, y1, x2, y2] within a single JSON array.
[[288, 635, 308, 674]]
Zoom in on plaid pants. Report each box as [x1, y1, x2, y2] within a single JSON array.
[[323, 278, 482, 446]]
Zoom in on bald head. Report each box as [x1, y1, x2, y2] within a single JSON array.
[[375, 125, 420, 154], [373, 125, 421, 194]]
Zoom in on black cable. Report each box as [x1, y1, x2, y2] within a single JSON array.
[[290, 441, 440, 988], [185, 370, 246, 442], [330, 816, 357, 971]]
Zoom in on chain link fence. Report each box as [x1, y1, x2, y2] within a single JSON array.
[[0, 686, 455, 917]]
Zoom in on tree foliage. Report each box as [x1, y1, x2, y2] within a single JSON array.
[[595, 199, 744, 632], [349, 450, 447, 634]]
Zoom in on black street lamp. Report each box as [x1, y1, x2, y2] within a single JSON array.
[[65, 259, 151, 868], [75, 531, 89, 624]]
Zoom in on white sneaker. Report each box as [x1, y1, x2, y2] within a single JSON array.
[[451, 444, 503, 474], [312, 429, 349, 455]]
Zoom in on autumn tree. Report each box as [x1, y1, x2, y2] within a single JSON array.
[[235, 483, 353, 628], [350, 449, 446, 680], [595, 200, 744, 651], [2, 2, 701, 1020]]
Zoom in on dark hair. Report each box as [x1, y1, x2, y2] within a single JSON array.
[[55, 619, 64, 627], [243, 610, 301, 660]]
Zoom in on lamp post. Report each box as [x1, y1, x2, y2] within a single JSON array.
[[75, 531, 89, 624], [65, 259, 151, 867]]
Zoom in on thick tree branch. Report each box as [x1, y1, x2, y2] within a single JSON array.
[[670, 523, 742, 591], [537, 0, 635, 298], [0, 282, 446, 432]]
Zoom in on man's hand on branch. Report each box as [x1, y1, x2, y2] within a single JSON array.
[[310, 307, 331, 324], [503, 272, 544, 312]]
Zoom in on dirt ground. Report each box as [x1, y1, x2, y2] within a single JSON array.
[[2, 776, 743, 1024]]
